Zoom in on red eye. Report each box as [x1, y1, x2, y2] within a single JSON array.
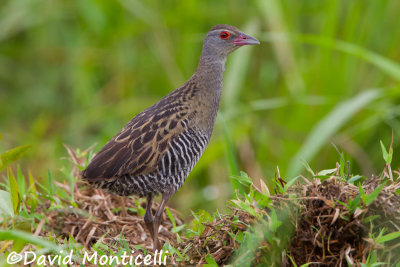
[[219, 31, 230, 39]]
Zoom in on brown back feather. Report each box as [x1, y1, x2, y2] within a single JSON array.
[[82, 85, 193, 181]]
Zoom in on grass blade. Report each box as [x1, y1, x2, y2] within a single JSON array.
[[0, 145, 31, 171], [0, 229, 68, 255], [288, 90, 382, 177], [0, 190, 13, 217], [365, 184, 384, 206], [7, 167, 20, 215]]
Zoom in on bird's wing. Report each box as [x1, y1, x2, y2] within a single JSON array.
[[82, 92, 191, 181]]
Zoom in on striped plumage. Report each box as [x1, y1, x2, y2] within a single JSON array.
[[83, 80, 212, 197], [81, 24, 259, 250]]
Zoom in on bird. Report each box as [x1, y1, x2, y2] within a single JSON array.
[[81, 24, 259, 250]]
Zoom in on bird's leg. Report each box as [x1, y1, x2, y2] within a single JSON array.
[[118, 196, 128, 217], [152, 192, 172, 251], [143, 194, 154, 245]]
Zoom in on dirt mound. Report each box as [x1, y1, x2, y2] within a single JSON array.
[[36, 162, 399, 266], [282, 176, 400, 266], [42, 182, 183, 251]]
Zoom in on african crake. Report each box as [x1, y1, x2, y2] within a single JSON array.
[[82, 24, 259, 250]]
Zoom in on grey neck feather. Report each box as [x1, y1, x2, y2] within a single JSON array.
[[194, 55, 227, 92], [189, 54, 228, 133]]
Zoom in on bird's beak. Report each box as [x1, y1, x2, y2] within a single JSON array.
[[233, 32, 260, 46]]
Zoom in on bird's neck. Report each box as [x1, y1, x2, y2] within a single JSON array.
[[193, 56, 227, 91], [185, 56, 227, 133]]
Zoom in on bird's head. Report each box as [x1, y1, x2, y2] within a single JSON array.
[[201, 24, 260, 61]]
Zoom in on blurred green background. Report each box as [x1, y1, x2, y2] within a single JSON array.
[[1, 0, 399, 215]]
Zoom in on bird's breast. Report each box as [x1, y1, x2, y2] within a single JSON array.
[[187, 88, 221, 135]]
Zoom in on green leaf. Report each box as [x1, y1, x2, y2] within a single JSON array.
[[348, 175, 364, 184], [254, 190, 272, 209], [134, 199, 145, 216], [231, 199, 258, 218], [284, 175, 300, 192], [388, 140, 393, 165], [165, 207, 176, 230], [172, 224, 186, 234], [347, 193, 361, 214], [0, 145, 31, 171], [48, 169, 54, 197], [365, 184, 384, 206], [28, 171, 37, 212], [380, 140, 389, 164], [339, 152, 347, 179], [236, 230, 245, 243], [274, 177, 285, 194], [301, 160, 314, 176], [375, 231, 400, 244], [0, 229, 67, 254], [0, 190, 14, 216], [204, 254, 218, 267], [358, 184, 367, 205], [288, 90, 382, 177], [8, 167, 20, 215], [318, 168, 337, 176], [231, 171, 253, 189], [17, 165, 26, 199]]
